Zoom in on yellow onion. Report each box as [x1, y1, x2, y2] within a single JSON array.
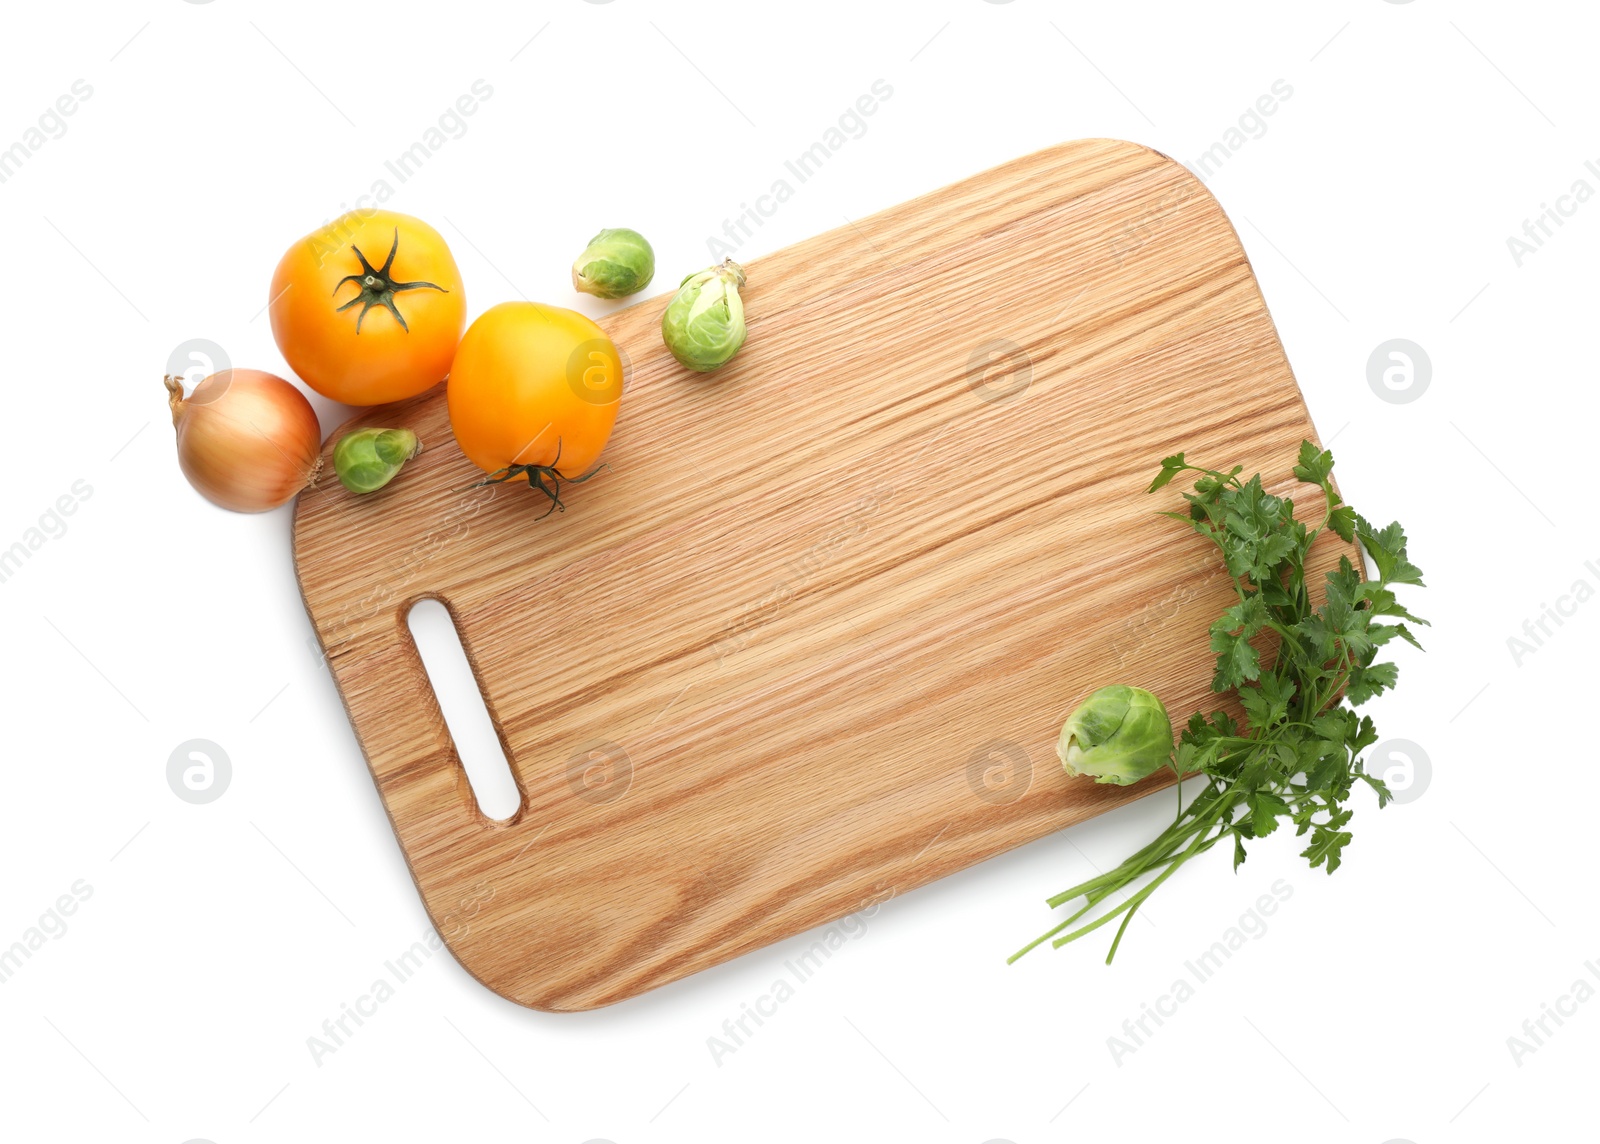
[[165, 370, 323, 512]]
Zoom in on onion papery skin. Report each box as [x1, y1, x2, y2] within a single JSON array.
[[167, 369, 323, 513]]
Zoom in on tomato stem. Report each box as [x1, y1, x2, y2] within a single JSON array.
[[472, 438, 607, 519], [332, 228, 448, 334]]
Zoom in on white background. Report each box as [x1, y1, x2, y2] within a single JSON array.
[[2, 1, 1594, 1140]]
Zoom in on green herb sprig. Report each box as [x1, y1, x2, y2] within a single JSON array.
[[1012, 441, 1426, 965]]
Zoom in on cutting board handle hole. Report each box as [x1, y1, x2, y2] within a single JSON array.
[[406, 598, 522, 822]]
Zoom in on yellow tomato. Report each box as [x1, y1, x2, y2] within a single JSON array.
[[270, 210, 465, 405], [448, 302, 623, 485]]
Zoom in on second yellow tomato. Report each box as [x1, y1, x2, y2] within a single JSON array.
[[447, 302, 623, 479]]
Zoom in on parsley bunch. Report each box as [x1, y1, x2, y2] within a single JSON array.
[[1012, 441, 1426, 964]]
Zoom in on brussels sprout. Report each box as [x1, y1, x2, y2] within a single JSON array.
[[661, 258, 748, 372], [333, 427, 421, 494], [1057, 685, 1173, 786], [571, 228, 656, 300]]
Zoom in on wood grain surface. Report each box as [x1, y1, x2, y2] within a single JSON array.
[[292, 138, 1354, 1011]]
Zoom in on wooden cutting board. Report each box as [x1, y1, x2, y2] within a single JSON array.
[[293, 138, 1352, 1011]]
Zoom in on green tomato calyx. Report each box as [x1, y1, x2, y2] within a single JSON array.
[[332, 229, 449, 334], [471, 437, 608, 520]]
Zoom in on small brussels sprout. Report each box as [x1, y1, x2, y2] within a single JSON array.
[[571, 228, 656, 300], [661, 258, 748, 372], [1057, 685, 1173, 786], [333, 427, 421, 494]]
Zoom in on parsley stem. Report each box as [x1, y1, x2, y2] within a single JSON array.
[[1265, 620, 1310, 662], [1049, 817, 1225, 955], [1016, 786, 1245, 962]]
